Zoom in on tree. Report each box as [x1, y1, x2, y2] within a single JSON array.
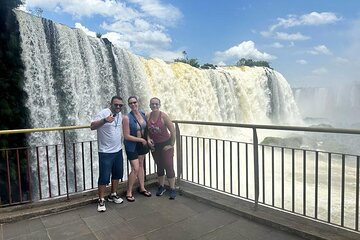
[[200, 63, 216, 69], [174, 51, 200, 68], [236, 58, 272, 69]]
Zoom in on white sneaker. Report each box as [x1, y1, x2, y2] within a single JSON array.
[[97, 199, 106, 212], [107, 193, 124, 204]]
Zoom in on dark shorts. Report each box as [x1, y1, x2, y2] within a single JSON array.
[[98, 150, 123, 185], [126, 143, 149, 161]]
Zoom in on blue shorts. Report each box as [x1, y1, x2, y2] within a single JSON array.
[[98, 150, 123, 185]]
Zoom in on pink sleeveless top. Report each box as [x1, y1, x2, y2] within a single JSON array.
[[148, 112, 170, 143]]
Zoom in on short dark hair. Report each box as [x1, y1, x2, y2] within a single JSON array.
[[111, 96, 123, 103], [150, 97, 161, 104], [128, 95, 138, 102]]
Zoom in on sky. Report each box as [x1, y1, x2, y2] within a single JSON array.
[[19, 0, 360, 88]]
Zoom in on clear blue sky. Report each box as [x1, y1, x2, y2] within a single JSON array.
[[20, 0, 360, 88]]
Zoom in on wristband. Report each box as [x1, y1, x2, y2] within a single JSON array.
[[102, 118, 107, 124]]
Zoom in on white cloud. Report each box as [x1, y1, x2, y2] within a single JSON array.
[[148, 50, 183, 62], [22, 0, 182, 59], [270, 12, 341, 31], [217, 61, 226, 66], [75, 23, 96, 37], [296, 59, 307, 65], [127, 0, 182, 26], [308, 45, 332, 55], [312, 67, 328, 75], [270, 42, 284, 48], [334, 57, 349, 63], [101, 32, 131, 49], [274, 32, 310, 41], [213, 41, 276, 64]]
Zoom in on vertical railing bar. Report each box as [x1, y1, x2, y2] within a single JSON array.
[[175, 123, 182, 186], [237, 142, 240, 197], [46, 146, 51, 198], [90, 141, 94, 189], [16, 149, 22, 202], [203, 137, 205, 186], [191, 137, 194, 182], [303, 150, 307, 216], [26, 148, 32, 201], [292, 149, 295, 213], [253, 128, 259, 208], [197, 137, 200, 184], [216, 139, 218, 189], [5, 150, 12, 204], [36, 147, 42, 200], [209, 139, 212, 188], [180, 136, 183, 181], [272, 146, 274, 206], [63, 130, 69, 200], [223, 140, 226, 192], [185, 136, 188, 181], [262, 145, 265, 203], [341, 154, 345, 226], [82, 142, 85, 190], [73, 143, 77, 192], [246, 143, 249, 199], [327, 153, 332, 223], [355, 155, 359, 231], [315, 151, 319, 219], [143, 146, 147, 182], [55, 145, 60, 196], [230, 141, 233, 194], [282, 148, 284, 209]]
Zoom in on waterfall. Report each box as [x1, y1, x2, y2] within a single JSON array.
[[15, 10, 303, 198], [16, 10, 301, 132], [293, 84, 360, 127]]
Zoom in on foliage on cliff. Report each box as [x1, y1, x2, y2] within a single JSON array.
[[0, 0, 30, 204], [236, 58, 272, 69]]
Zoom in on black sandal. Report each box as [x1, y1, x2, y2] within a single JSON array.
[[126, 195, 135, 202], [139, 190, 152, 197]]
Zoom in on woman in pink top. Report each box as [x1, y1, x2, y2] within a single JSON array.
[[146, 97, 177, 199]]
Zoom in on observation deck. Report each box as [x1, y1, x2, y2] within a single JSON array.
[[1, 121, 360, 239]]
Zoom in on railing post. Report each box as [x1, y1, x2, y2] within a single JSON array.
[[175, 123, 182, 187], [62, 130, 69, 200], [253, 128, 259, 209]]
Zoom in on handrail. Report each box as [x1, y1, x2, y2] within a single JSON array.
[[173, 120, 360, 135], [0, 125, 90, 135], [173, 120, 360, 210]]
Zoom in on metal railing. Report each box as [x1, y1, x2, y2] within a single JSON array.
[[0, 126, 156, 207], [174, 120, 360, 232], [2, 121, 360, 233]]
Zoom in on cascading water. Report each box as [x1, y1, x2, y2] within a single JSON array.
[[16, 11, 301, 130], [16, 10, 303, 198], [293, 84, 360, 126]]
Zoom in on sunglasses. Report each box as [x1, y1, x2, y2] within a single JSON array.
[[128, 101, 137, 105], [113, 104, 123, 108]]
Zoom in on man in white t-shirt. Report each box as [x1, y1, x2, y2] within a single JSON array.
[[91, 96, 124, 212]]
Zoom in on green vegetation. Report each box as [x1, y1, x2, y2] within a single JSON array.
[[0, 0, 30, 204], [174, 51, 200, 68], [236, 58, 272, 69], [200, 63, 217, 69]]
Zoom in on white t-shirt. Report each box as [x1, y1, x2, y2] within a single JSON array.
[[93, 108, 123, 153]]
